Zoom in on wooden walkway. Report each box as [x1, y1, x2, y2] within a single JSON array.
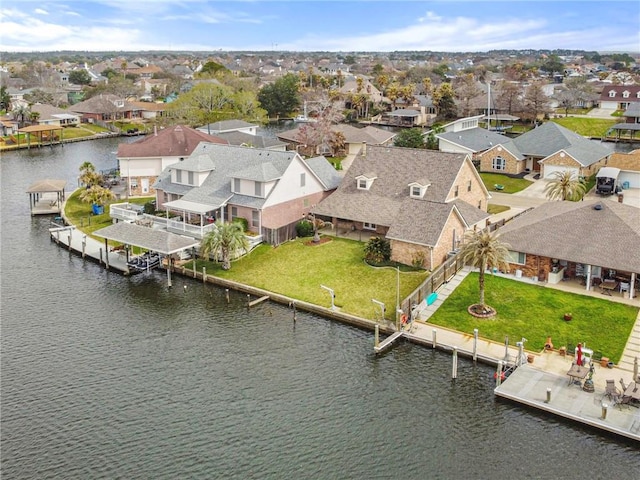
[[374, 331, 404, 354]]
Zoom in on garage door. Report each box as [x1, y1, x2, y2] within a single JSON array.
[[543, 165, 579, 179], [618, 171, 640, 189]]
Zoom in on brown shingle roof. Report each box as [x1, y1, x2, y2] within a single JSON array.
[[117, 125, 227, 158], [497, 199, 640, 272]]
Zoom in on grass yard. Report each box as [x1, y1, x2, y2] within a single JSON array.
[[186, 236, 430, 320], [487, 204, 510, 215], [479, 173, 533, 194], [427, 273, 638, 363], [65, 189, 153, 240], [550, 117, 617, 137]]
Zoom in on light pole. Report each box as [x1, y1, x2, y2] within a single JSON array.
[[321, 285, 335, 310], [372, 299, 385, 322]]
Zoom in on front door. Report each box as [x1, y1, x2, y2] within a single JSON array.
[[141, 178, 149, 194]]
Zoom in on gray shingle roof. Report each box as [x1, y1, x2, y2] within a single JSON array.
[[94, 222, 199, 254], [497, 199, 640, 272], [437, 127, 509, 153], [215, 131, 286, 149], [513, 122, 611, 166], [304, 156, 343, 190]]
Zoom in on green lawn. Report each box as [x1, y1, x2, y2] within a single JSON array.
[[427, 273, 638, 363], [550, 117, 617, 137], [487, 204, 510, 215], [65, 189, 153, 240], [479, 173, 533, 194], [187, 236, 430, 320]]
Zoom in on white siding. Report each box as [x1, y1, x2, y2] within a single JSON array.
[[263, 157, 325, 207]]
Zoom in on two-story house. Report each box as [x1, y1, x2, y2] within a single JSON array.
[[599, 85, 640, 111], [153, 143, 342, 245], [117, 125, 228, 196], [312, 146, 491, 269]]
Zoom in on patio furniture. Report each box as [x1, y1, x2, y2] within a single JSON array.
[[604, 379, 620, 402], [600, 279, 618, 296], [567, 363, 589, 386], [494, 184, 505, 191], [619, 282, 630, 295]]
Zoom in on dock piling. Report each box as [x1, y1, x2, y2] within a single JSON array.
[[67, 234, 72, 251], [545, 387, 551, 403], [202, 267, 206, 283], [473, 328, 478, 362], [374, 324, 379, 348], [432, 329, 437, 349], [226, 289, 230, 303], [601, 403, 608, 420], [496, 360, 503, 387], [452, 347, 458, 379]]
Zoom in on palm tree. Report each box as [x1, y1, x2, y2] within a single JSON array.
[[79, 161, 102, 187], [543, 170, 587, 201], [79, 185, 115, 207], [459, 228, 511, 311], [200, 222, 250, 270]]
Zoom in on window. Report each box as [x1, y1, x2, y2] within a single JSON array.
[[608, 90, 616, 97], [231, 206, 238, 220], [254, 181, 262, 197], [363, 222, 376, 230], [622, 91, 630, 98], [357, 179, 368, 189], [252, 210, 259, 228], [233, 178, 241, 193], [492, 156, 505, 171], [188, 171, 194, 185], [478, 200, 482, 209], [454, 185, 459, 197], [468, 180, 472, 192], [176, 170, 182, 183], [507, 251, 526, 265], [300, 173, 306, 187], [411, 186, 422, 197]]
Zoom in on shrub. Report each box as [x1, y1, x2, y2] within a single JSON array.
[[364, 236, 391, 263], [232, 217, 249, 232], [412, 251, 426, 269], [143, 201, 156, 214], [296, 219, 314, 237]]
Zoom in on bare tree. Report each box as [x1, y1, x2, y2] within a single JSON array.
[[494, 81, 523, 116], [523, 82, 551, 125], [454, 73, 482, 117]]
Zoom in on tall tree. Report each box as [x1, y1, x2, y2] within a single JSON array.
[[199, 222, 250, 270], [257, 74, 301, 118], [68, 69, 92, 85], [79, 185, 115, 206], [495, 81, 523, 116], [459, 228, 511, 311], [0, 85, 11, 111], [394, 128, 425, 149], [454, 73, 482, 117], [432, 82, 457, 120], [523, 82, 550, 124], [543, 170, 587, 201]]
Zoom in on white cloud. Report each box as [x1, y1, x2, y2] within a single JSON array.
[[34, 8, 48, 15]]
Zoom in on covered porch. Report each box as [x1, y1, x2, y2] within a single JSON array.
[[162, 198, 224, 239]]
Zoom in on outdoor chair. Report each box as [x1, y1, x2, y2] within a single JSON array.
[[604, 379, 620, 402], [619, 282, 630, 295], [615, 395, 631, 410]]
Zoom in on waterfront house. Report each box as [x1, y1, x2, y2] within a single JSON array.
[[496, 199, 639, 298], [434, 115, 508, 157], [30, 104, 80, 127], [606, 149, 640, 189], [477, 121, 612, 178], [312, 145, 491, 269], [152, 143, 342, 244], [116, 125, 228, 197], [598, 85, 640, 111], [69, 94, 141, 123]]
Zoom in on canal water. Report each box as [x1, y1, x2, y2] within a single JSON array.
[[1, 139, 638, 479]]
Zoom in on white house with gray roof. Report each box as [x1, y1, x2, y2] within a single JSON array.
[[153, 143, 342, 245]]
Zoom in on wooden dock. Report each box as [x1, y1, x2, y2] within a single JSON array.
[[495, 365, 640, 442]]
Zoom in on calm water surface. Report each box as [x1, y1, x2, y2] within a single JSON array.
[[1, 139, 638, 479]]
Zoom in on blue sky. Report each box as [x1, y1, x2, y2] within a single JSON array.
[[2, 1, 638, 53]]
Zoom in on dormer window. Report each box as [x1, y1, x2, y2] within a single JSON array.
[[608, 90, 616, 98], [622, 90, 630, 98], [356, 174, 376, 190], [408, 181, 430, 199]]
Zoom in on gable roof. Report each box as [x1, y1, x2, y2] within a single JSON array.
[[69, 94, 139, 114], [313, 146, 489, 243], [215, 130, 287, 149], [437, 127, 509, 153], [155, 143, 338, 211], [512, 122, 612, 166], [199, 119, 258, 133], [497, 199, 640, 272], [277, 123, 389, 146], [117, 125, 227, 158]]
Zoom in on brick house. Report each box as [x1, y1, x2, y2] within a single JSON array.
[[478, 122, 612, 178], [312, 145, 491, 269], [496, 199, 639, 298]]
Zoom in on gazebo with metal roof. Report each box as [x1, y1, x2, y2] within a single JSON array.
[[93, 222, 200, 286]]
